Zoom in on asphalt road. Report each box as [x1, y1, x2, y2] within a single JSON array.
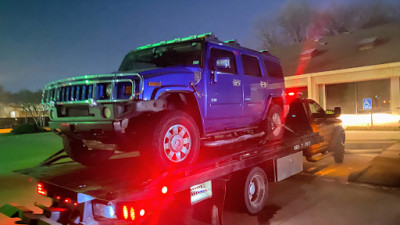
[[222, 153, 400, 225]]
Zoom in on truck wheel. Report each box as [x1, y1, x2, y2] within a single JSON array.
[[63, 138, 114, 166], [263, 104, 284, 141], [244, 167, 268, 214], [333, 131, 345, 163], [149, 110, 200, 169]]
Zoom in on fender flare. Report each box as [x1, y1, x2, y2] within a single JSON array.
[[152, 86, 205, 135], [262, 96, 284, 121], [152, 86, 194, 100]]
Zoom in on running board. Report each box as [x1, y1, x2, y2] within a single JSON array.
[[204, 126, 259, 137], [203, 131, 265, 147]]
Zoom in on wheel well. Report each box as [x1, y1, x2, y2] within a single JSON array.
[[263, 97, 284, 121], [271, 97, 283, 109], [158, 92, 204, 135]]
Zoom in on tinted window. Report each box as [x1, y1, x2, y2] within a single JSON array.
[[210, 48, 237, 74], [119, 41, 202, 72], [264, 60, 284, 78], [241, 54, 261, 77], [309, 102, 324, 114], [309, 101, 325, 118]]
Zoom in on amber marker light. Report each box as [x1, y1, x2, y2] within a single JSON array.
[[130, 207, 136, 221], [123, 205, 129, 220], [124, 85, 133, 95]]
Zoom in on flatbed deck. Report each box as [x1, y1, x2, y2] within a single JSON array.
[[16, 132, 322, 204]]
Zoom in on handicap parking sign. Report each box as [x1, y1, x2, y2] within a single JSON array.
[[363, 98, 372, 110]]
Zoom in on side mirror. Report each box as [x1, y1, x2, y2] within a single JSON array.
[[212, 72, 218, 83], [211, 57, 230, 83], [326, 107, 341, 117], [334, 107, 341, 117], [215, 57, 230, 69]]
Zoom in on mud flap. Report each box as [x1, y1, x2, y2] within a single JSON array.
[[191, 178, 226, 225]]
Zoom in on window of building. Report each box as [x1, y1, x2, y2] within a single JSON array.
[[326, 79, 390, 114], [241, 54, 261, 77]]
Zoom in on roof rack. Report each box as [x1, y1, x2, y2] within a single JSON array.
[[136, 32, 215, 50], [224, 39, 240, 46]]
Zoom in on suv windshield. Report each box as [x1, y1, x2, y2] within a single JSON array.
[[119, 41, 203, 72]]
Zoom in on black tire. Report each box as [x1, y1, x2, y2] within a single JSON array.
[[146, 110, 200, 169], [243, 167, 268, 214], [332, 131, 345, 163], [63, 138, 114, 166], [263, 104, 284, 141]]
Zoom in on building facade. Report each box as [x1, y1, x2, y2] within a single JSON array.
[[270, 23, 400, 126]]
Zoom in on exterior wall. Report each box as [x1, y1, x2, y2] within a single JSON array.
[[284, 62, 400, 114], [0, 104, 27, 118]]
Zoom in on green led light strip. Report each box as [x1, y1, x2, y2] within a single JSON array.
[[136, 32, 213, 50]]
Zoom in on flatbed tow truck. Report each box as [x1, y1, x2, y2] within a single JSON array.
[[0, 98, 344, 225]]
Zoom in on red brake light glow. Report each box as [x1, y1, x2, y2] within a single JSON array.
[[37, 183, 46, 196], [288, 92, 295, 96], [64, 198, 71, 203]]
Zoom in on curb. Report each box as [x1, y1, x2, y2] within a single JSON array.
[[345, 149, 383, 154]]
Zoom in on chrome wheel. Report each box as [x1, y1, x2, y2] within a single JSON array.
[[270, 112, 282, 137], [163, 124, 192, 163], [248, 174, 266, 209]]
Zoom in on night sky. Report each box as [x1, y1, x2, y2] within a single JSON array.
[[0, 0, 396, 92]]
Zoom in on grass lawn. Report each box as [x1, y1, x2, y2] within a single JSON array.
[[0, 132, 62, 174]]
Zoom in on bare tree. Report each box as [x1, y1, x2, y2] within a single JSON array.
[[21, 103, 48, 129], [256, 0, 400, 48], [276, 0, 312, 43]]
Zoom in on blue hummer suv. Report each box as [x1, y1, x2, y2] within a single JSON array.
[[42, 33, 285, 168]]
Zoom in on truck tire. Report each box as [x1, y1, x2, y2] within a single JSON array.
[[63, 138, 114, 166], [263, 104, 284, 141], [148, 110, 200, 169], [332, 131, 345, 163], [243, 167, 268, 214]]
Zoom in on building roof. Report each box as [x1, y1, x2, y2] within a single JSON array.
[[269, 23, 400, 76]]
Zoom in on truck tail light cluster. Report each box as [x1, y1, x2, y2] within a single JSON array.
[[37, 183, 79, 206], [37, 183, 47, 196], [116, 203, 145, 221]]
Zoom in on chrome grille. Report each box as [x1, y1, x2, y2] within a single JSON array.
[[58, 84, 93, 102], [43, 80, 135, 105]]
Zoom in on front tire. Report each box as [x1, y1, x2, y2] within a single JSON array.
[[332, 131, 345, 163], [63, 138, 114, 166], [148, 110, 200, 169]]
